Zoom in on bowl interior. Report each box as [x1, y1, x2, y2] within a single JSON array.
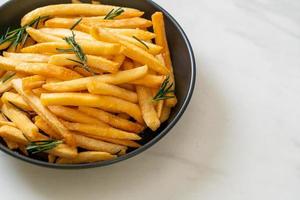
[[0, 0, 195, 168]]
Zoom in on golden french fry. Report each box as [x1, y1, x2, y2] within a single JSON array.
[[1, 92, 32, 111], [85, 17, 152, 28], [3, 138, 19, 150], [94, 136, 141, 148], [1, 103, 41, 140], [22, 4, 144, 26], [45, 18, 91, 33], [48, 144, 78, 159], [0, 56, 21, 71], [91, 0, 100, 4], [49, 54, 119, 73], [42, 65, 148, 92], [40, 93, 143, 123], [104, 28, 155, 40], [118, 83, 135, 91], [45, 78, 60, 83], [15, 63, 82, 80], [39, 28, 95, 41], [87, 81, 138, 103], [62, 120, 141, 140], [34, 116, 60, 139], [0, 71, 20, 93], [0, 120, 16, 127], [160, 105, 171, 123], [21, 40, 122, 56], [48, 105, 108, 127], [152, 12, 177, 107], [32, 87, 49, 97], [113, 54, 125, 69], [12, 79, 76, 147], [91, 27, 169, 75], [0, 125, 28, 144], [73, 133, 127, 154], [0, 70, 6, 78], [3, 52, 50, 63], [136, 86, 160, 131], [130, 74, 165, 88], [26, 27, 62, 43], [22, 75, 46, 90], [78, 107, 144, 133], [117, 113, 131, 120], [56, 151, 116, 164], [156, 99, 164, 118], [0, 41, 11, 51], [72, 0, 82, 3]]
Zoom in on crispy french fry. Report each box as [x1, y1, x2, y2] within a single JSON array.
[[85, 17, 152, 28], [152, 12, 177, 107], [0, 70, 6, 78], [160, 105, 171, 123], [49, 54, 119, 73], [22, 4, 144, 26], [136, 86, 160, 131], [73, 133, 126, 154], [1, 103, 41, 140], [1, 92, 32, 111], [48, 105, 108, 127], [45, 18, 91, 33], [91, 27, 169, 75], [21, 40, 122, 56], [3, 138, 19, 150], [15, 63, 82, 80], [0, 42, 11, 51], [3, 52, 50, 63], [39, 28, 95, 41], [0, 56, 21, 71], [26, 27, 62, 43], [22, 75, 46, 90], [87, 81, 138, 103], [104, 28, 155, 40], [41, 93, 143, 123], [113, 54, 125, 69], [34, 116, 60, 139], [118, 83, 135, 91], [0, 72, 20, 93], [156, 99, 164, 118], [12, 79, 76, 147], [0, 125, 28, 144], [117, 113, 131, 120], [130, 74, 165, 88], [42, 65, 148, 92], [78, 107, 144, 133], [0, 120, 16, 127], [62, 120, 141, 140], [97, 137, 141, 148], [32, 88, 49, 96], [56, 151, 116, 164]]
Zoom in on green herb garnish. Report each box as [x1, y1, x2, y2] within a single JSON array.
[[70, 18, 82, 30], [104, 7, 124, 20], [56, 31, 94, 74], [1, 72, 16, 83], [153, 75, 175, 101], [26, 139, 62, 154], [0, 16, 49, 49], [132, 36, 149, 49]]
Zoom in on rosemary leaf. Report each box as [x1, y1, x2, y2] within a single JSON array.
[[104, 7, 124, 20], [2, 72, 16, 83], [132, 36, 149, 49], [153, 75, 175, 101], [26, 139, 63, 154], [70, 18, 82, 30]]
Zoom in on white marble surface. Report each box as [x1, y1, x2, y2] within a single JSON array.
[[0, 0, 300, 199]]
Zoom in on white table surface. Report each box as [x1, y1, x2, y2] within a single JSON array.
[[0, 0, 300, 199]]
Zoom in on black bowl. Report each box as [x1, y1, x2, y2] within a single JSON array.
[[0, 0, 196, 169]]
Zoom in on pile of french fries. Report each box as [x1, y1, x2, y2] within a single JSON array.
[[0, 0, 177, 164]]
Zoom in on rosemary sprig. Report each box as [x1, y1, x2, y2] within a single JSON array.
[[132, 36, 149, 49], [56, 31, 94, 74], [104, 7, 124, 20], [70, 18, 82, 30], [0, 16, 49, 48], [1, 72, 16, 83], [153, 75, 175, 101], [26, 139, 63, 155]]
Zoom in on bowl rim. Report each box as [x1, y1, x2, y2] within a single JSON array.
[[0, 0, 196, 169]]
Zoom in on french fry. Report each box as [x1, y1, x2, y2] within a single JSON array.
[[26, 27, 62, 43], [62, 120, 141, 140], [0, 70, 6, 78], [152, 12, 177, 107], [91, 27, 169, 75], [34, 116, 60, 139], [160, 105, 171, 123], [0, 56, 21, 71], [0, 41, 11, 51], [22, 4, 144, 26], [104, 28, 155, 40], [3, 138, 19, 150], [85, 17, 152, 28], [48, 154, 56, 163], [48, 143, 78, 159], [49, 54, 119, 73], [12, 79, 76, 147], [91, 0, 100, 4], [0, 125, 28, 144], [45, 18, 91, 33], [94, 136, 141, 148], [45, 78, 60, 83], [87, 81, 138, 103], [15, 63, 82, 80], [72, 0, 82, 3], [73, 133, 127, 154], [118, 83, 135, 91], [56, 151, 116, 164], [39, 28, 95, 41], [113, 54, 125, 69], [32, 88, 49, 96], [22, 75, 46, 90], [136, 86, 160, 131], [3, 52, 50, 63], [0, 72, 20, 93], [48, 105, 108, 127], [21, 40, 122, 56], [0, 120, 16, 127], [42, 65, 148, 92], [40, 93, 143, 123], [117, 113, 131, 120], [130, 74, 165, 88], [1, 92, 32, 111], [78, 107, 144, 133], [156, 99, 164, 118]]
